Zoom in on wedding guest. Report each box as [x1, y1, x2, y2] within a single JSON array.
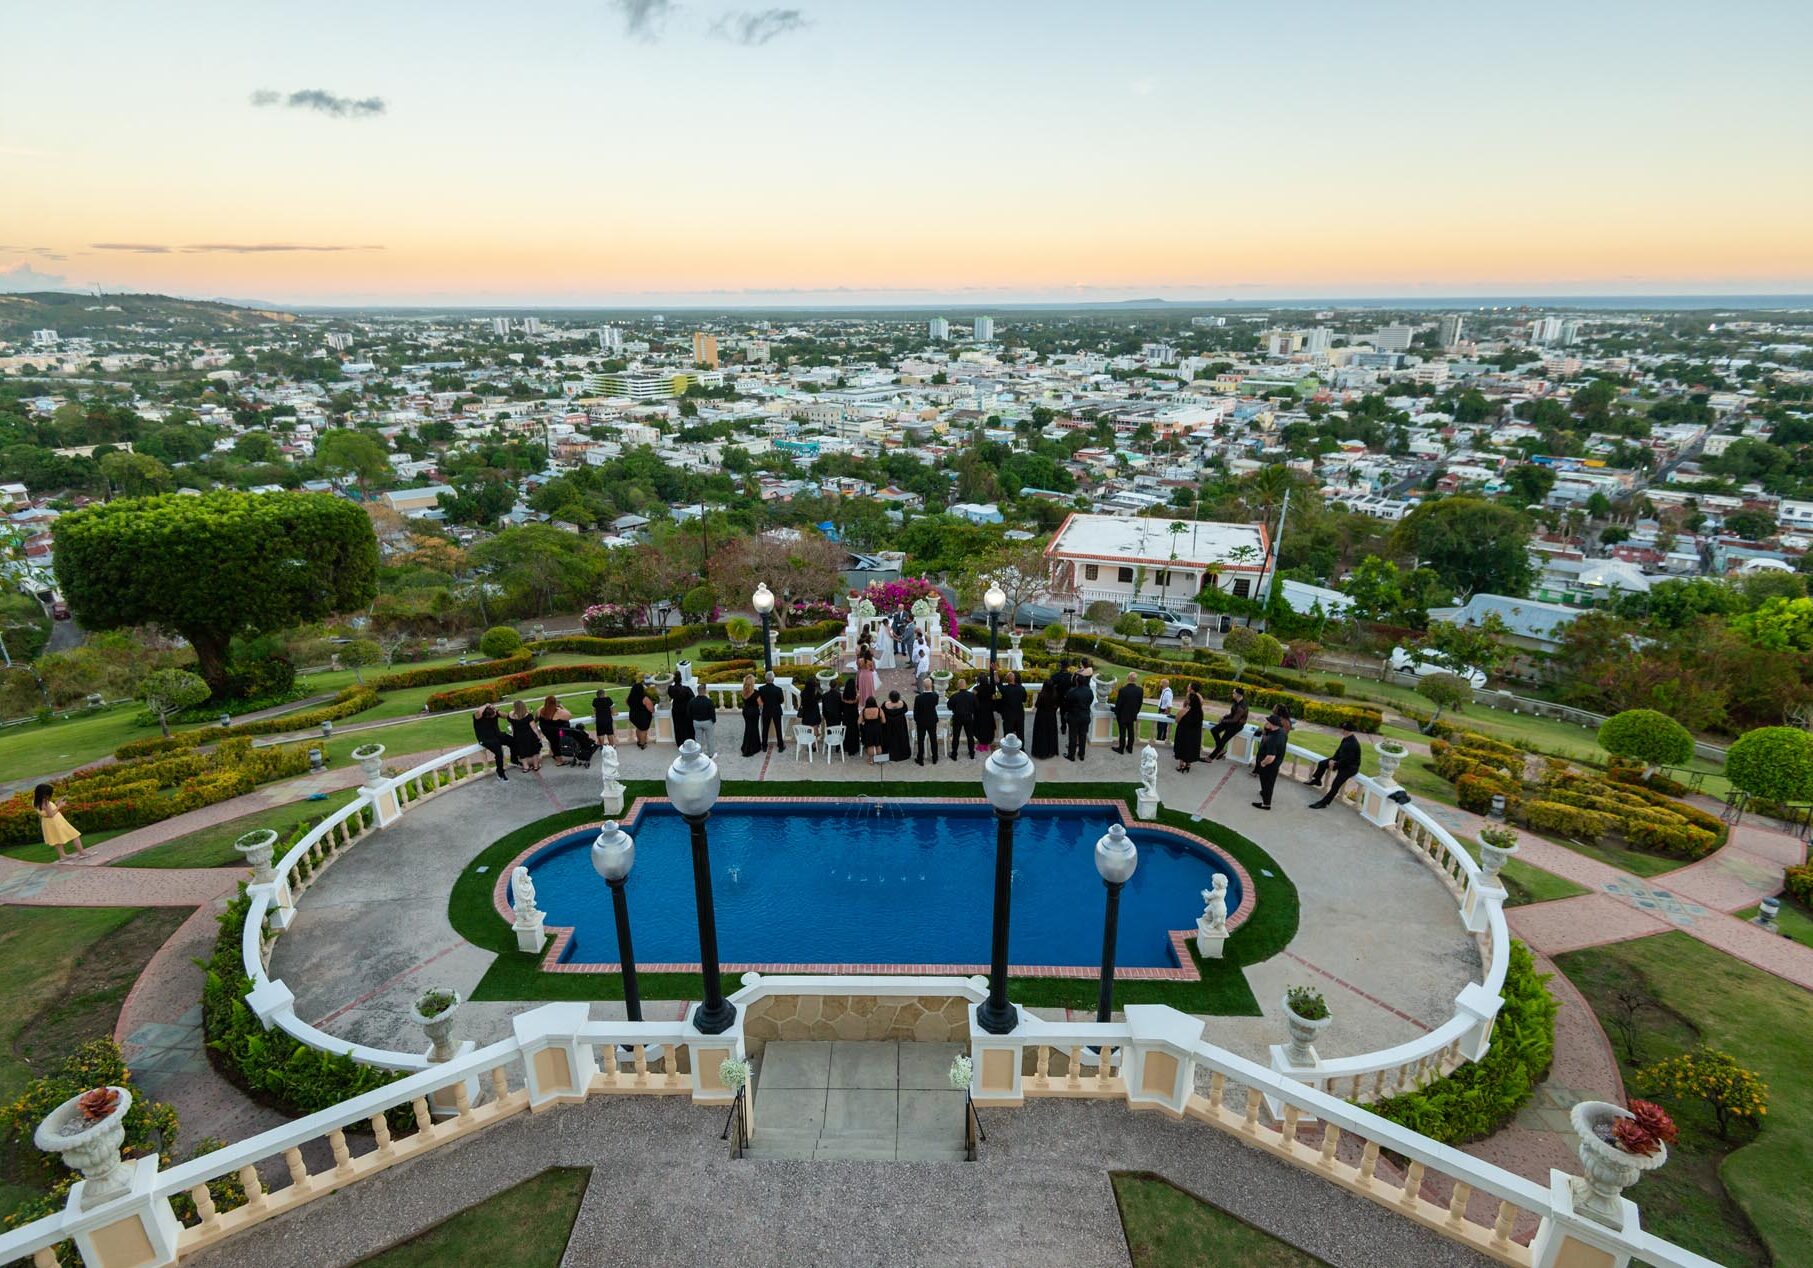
[[1173, 688, 1205, 772], [859, 695, 885, 759], [669, 676, 696, 747], [882, 689, 912, 762], [800, 676, 823, 741], [1112, 671, 1143, 754], [507, 699, 542, 772], [912, 675, 941, 765], [973, 670, 998, 750], [591, 689, 616, 749], [740, 675, 763, 757], [1063, 674, 1094, 761], [34, 783, 86, 859], [1154, 679, 1174, 742], [947, 680, 978, 760], [842, 676, 862, 756], [1029, 677, 1060, 758], [996, 670, 1027, 741], [687, 689, 718, 757], [473, 704, 509, 779], [1205, 687, 1249, 762], [536, 695, 571, 765], [626, 677, 654, 749], [758, 671, 786, 752]]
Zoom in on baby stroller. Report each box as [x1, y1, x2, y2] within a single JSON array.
[[561, 722, 598, 768]]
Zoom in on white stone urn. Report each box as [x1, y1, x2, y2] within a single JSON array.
[[932, 669, 954, 696], [651, 671, 675, 691], [816, 667, 838, 690], [1477, 828, 1520, 884], [234, 828, 279, 885], [1009, 630, 1024, 651], [1569, 1101, 1668, 1227], [1281, 992, 1331, 1066], [351, 742, 386, 783], [411, 989, 463, 1063], [1374, 739, 1407, 781], [34, 1087, 134, 1209], [1094, 674, 1116, 706]]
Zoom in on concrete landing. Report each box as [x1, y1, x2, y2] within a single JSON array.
[[750, 1041, 967, 1162]]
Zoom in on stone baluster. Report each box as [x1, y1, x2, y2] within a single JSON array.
[[1447, 1182, 1472, 1228], [33, 1249, 58, 1268], [1242, 1088, 1261, 1135], [490, 1066, 510, 1102], [189, 1184, 217, 1228], [1066, 1047, 1082, 1088], [633, 1044, 649, 1086], [1319, 1123, 1340, 1170], [239, 1165, 266, 1213], [329, 1129, 353, 1177], [1207, 1071, 1225, 1110], [1280, 1103, 1300, 1152], [283, 1148, 308, 1190], [412, 1097, 432, 1135], [1491, 1199, 1516, 1249], [452, 1080, 472, 1116], [601, 1045, 621, 1082], [1358, 1140, 1380, 1188], [1399, 1160, 1425, 1210], [1033, 1045, 1050, 1089], [371, 1113, 393, 1154]]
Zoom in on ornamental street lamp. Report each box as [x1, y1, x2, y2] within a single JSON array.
[[984, 583, 1007, 674], [752, 582, 776, 675], [1092, 823, 1139, 1025], [666, 740, 736, 1034], [590, 821, 641, 1023], [976, 733, 1037, 1034]]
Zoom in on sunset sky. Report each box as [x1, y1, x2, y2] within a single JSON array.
[[4, 0, 1811, 305]]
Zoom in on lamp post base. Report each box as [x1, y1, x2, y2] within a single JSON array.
[[692, 998, 738, 1035], [975, 997, 1018, 1035]]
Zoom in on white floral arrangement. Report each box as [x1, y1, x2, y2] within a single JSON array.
[[948, 1054, 974, 1090], [719, 1057, 751, 1091]]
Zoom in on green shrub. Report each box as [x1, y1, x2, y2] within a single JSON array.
[[1372, 941, 1556, 1144], [1785, 864, 1813, 907], [424, 659, 755, 712], [203, 891, 403, 1118], [1598, 709, 1695, 771], [1518, 799, 1619, 843], [1727, 726, 1813, 805], [1622, 818, 1719, 859], [478, 626, 523, 658], [1456, 772, 1518, 814], [373, 651, 532, 691]]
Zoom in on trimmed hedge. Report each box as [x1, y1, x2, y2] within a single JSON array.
[[114, 685, 382, 758], [1456, 771, 1518, 814], [531, 620, 841, 660], [425, 659, 756, 712], [1786, 864, 1813, 907], [1519, 799, 1621, 843], [1372, 941, 1556, 1144], [202, 891, 403, 1118], [372, 651, 533, 691]]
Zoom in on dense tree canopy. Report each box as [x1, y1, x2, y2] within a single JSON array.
[[1393, 497, 1533, 598], [52, 491, 379, 697]]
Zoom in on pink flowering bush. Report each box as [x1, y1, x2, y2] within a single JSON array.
[[582, 603, 639, 636], [788, 599, 841, 622], [861, 577, 959, 637]]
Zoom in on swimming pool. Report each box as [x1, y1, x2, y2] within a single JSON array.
[[503, 799, 1249, 979]]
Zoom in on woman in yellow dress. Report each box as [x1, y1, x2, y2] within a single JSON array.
[[35, 783, 86, 860]]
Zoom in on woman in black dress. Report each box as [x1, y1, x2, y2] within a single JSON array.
[[842, 677, 862, 756], [739, 674, 763, 757], [1029, 679, 1060, 758], [882, 690, 912, 762], [591, 690, 616, 748], [972, 672, 997, 750], [626, 679, 653, 749], [473, 704, 509, 779], [1173, 688, 1205, 772], [996, 670, 1027, 741], [537, 695, 571, 765], [507, 699, 542, 772], [859, 696, 885, 759], [799, 678, 823, 740]]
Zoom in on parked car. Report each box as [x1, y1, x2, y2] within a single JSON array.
[[51, 600, 70, 620], [967, 602, 1065, 629], [1389, 645, 1487, 689], [1118, 602, 1198, 642]]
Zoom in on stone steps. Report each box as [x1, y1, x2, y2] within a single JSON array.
[[747, 1040, 969, 1163]]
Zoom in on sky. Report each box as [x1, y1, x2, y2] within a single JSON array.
[[4, 0, 1812, 306]]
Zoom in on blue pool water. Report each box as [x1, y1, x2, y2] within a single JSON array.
[[517, 801, 1244, 970]]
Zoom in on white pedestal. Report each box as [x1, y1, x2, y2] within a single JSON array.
[[367, 783, 402, 828], [425, 1040, 480, 1120], [1360, 779, 1402, 827], [1135, 791, 1160, 820], [1195, 919, 1228, 959], [514, 913, 546, 954], [600, 783, 624, 817]]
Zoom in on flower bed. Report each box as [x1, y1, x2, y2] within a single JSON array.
[[372, 651, 533, 691], [114, 684, 383, 759], [861, 577, 958, 637]]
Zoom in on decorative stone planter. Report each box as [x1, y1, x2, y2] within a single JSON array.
[[234, 828, 279, 885], [932, 670, 953, 696], [1374, 740, 1408, 781], [1478, 836, 1519, 884], [1009, 631, 1024, 652], [816, 668, 838, 691], [1569, 1101, 1668, 1227], [1281, 996, 1330, 1066], [1094, 675, 1116, 706], [351, 743, 386, 783], [651, 672, 674, 691], [411, 990, 463, 1063], [34, 1087, 133, 1209]]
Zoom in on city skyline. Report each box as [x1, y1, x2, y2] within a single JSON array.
[[5, 0, 1813, 304]]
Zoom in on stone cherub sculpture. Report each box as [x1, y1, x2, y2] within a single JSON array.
[[510, 866, 539, 926], [1139, 744, 1159, 800], [1200, 874, 1229, 935]]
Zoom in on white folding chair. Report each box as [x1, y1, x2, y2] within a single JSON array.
[[824, 724, 846, 762], [794, 725, 818, 762]]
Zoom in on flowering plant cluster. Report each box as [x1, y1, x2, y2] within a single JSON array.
[[861, 577, 958, 637], [1608, 1099, 1677, 1156], [581, 603, 640, 637], [1637, 1046, 1769, 1139], [788, 598, 841, 622]]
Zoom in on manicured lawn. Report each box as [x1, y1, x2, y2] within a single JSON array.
[[2, 827, 126, 864], [450, 782, 1299, 1017], [1498, 857, 1589, 906], [0, 705, 166, 780], [1112, 1172, 1326, 1266], [355, 1167, 590, 1268], [1544, 833, 1689, 880], [1557, 933, 1812, 1266], [110, 789, 360, 870]]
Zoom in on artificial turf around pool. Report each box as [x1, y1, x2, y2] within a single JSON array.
[[448, 781, 1298, 1016]]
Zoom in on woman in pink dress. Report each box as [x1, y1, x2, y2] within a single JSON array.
[[856, 652, 881, 708]]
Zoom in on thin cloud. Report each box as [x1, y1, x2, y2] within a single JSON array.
[[92, 243, 172, 254], [612, 0, 675, 40], [181, 243, 385, 254], [250, 88, 387, 119], [709, 8, 808, 44]]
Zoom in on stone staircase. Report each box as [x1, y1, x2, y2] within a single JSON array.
[[746, 1041, 968, 1162]]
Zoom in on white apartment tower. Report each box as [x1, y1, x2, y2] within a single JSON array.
[[598, 326, 624, 354], [522, 317, 542, 336], [1438, 314, 1465, 349], [491, 317, 511, 337], [325, 332, 353, 352], [929, 317, 950, 341], [1371, 324, 1415, 352], [973, 316, 995, 341], [1303, 327, 1332, 355]]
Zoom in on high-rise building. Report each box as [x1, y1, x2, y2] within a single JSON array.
[[1371, 324, 1414, 353], [1529, 316, 1576, 346], [929, 317, 949, 341], [1438, 314, 1465, 349], [1303, 327, 1332, 355], [491, 317, 511, 336], [747, 339, 770, 363], [693, 332, 719, 368], [598, 326, 624, 354], [521, 317, 542, 336], [325, 332, 353, 352], [30, 329, 58, 347], [973, 316, 995, 342]]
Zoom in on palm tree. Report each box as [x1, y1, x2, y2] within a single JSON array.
[[1164, 520, 1186, 609]]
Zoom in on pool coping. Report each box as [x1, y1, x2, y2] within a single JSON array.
[[490, 797, 1255, 982]]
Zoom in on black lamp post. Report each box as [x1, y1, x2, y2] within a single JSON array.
[[1092, 823, 1139, 1025], [984, 582, 1006, 674], [666, 740, 736, 1034], [752, 582, 775, 675], [591, 821, 642, 1022], [976, 734, 1036, 1035]]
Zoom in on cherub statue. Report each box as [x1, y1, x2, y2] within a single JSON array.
[[596, 743, 620, 784], [510, 866, 539, 925], [1200, 874, 1229, 935], [1138, 744, 1159, 799]]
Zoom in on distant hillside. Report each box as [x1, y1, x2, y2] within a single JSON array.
[[0, 292, 295, 340]]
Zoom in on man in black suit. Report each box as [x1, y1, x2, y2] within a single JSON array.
[[1063, 676, 1095, 761], [757, 670, 786, 753], [669, 678, 696, 746], [1205, 687, 1249, 762], [1112, 671, 1143, 754], [1307, 721, 1362, 809], [686, 690, 718, 757], [913, 676, 941, 765], [1048, 659, 1074, 743], [1252, 717, 1287, 810], [947, 682, 977, 759]]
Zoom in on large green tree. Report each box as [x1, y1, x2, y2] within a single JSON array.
[[1393, 497, 1534, 598], [52, 491, 379, 697]]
